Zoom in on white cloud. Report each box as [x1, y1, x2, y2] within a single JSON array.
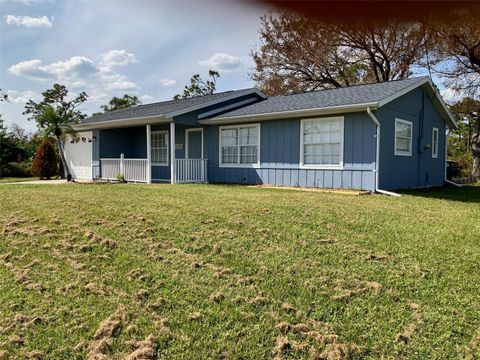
[[8, 56, 96, 80], [5, 89, 38, 104], [159, 79, 176, 87], [140, 94, 154, 102], [198, 52, 242, 71], [4, 15, 53, 28], [0, 0, 49, 4], [99, 49, 136, 68], [107, 80, 138, 91], [7, 53, 140, 104]]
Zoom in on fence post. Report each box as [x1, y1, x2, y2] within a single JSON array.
[[120, 153, 124, 176]]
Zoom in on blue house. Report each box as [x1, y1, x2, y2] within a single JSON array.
[[66, 76, 456, 192]]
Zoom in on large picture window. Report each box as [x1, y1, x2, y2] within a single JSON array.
[[432, 127, 439, 158], [151, 131, 168, 165], [394, 119, 413, 156], [300, 117, 344, 167], [220, 124, 260, 166]]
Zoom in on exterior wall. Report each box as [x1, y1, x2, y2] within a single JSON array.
[[150, 124, 170, 181], [376, 87, 447, 190], [203, 113, 377, 191], [150, 123, 194, 181], [99, 126, 147, 159], [89, 86, 448, 189]]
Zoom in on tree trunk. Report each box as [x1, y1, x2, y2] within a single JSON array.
[[56, 137, 70, 179], [472, 126, 480, 179]]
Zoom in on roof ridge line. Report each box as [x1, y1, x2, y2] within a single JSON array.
[[271, 76, 430, 99]]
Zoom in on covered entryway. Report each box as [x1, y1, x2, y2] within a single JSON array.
[[64, 131, 93, 180], [174, 127, 207, 183], [186, 128, 203, 159]]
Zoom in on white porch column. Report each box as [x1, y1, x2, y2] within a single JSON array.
[[146, 124, 152, 184], [170, 122, 175, 184]]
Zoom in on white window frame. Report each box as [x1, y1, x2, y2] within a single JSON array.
[[394, 118, 413, 157], [151, 130, 169, 166], [219, 123, 260, 168], [300, 116, 344, 169], [432, 127, 439, 159]]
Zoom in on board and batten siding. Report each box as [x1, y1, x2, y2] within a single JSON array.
[[203, 113, 376, 191], [377, 87, 446, 190]]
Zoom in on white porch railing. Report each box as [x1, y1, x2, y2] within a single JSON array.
[[100, 154, 148, 183], [174, 159, 208, 183]]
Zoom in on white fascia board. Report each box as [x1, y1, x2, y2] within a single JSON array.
[[74, 115, 170, 130], [164, 88, 266, 119], [198, 102, 378, 125]]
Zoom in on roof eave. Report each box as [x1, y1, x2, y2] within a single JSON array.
[[78, 88, 267, 129], [198, 102, 379, 125], [74, 115, 170, 130]]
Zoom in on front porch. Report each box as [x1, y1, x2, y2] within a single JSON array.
[[95, 123, 208, 184]]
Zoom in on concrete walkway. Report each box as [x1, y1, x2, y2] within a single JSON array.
[[0, 179, 68, 185]]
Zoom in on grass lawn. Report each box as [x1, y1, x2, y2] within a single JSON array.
[[0, 184, 479, 359], [0, 177, 40, 184]]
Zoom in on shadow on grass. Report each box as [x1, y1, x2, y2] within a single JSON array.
[[400, 183, 480, 203]]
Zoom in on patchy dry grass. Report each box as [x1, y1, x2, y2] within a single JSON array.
[[0, 183, 479, 359]]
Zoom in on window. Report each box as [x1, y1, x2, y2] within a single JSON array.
[[432, 127, 439, 158], [151, 131, 168, 165], [300, 117, 344, 167], [394, 119, 413, 156], [219, 124, 260, 166]]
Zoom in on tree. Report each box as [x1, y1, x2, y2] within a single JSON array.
[[449, 97, 480, 178], [0, 88, 7, 103], [100, 94, 141, 112], [0, 121, 42, 178], [426, 13, 480, 97], [173, 70, 220, 99], [30, 138, 58, 179], [23, 84, 87, 179], [250, 11, 428, 95]]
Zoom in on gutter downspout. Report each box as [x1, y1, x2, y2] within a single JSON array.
[[366, 107, 401, 197], [444, 131, 462, 187]]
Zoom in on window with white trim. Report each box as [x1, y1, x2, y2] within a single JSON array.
[[301, 117, 344, 166], [220, 124, 260, 166], [151, 131, 168, 165], [432, 127, 439, 158], [394, 119, 413, 156]]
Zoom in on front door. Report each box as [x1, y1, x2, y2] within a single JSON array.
[[186, 129, 203, 159]]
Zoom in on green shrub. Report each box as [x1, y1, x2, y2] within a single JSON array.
[[116, 173, 126, 183], [30, 139, 58, 179], [1, 160, 32, 177]]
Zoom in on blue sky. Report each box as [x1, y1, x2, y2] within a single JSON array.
[[0, 0, 270, 131], [1, 0, 456, 133]]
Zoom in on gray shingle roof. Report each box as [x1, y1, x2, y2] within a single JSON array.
[[81, 88, 258, 124], [208, 77, 429, 119]]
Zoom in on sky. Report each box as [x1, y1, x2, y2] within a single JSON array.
[[1, 0, 457, 134], [0, 0, 270, 132]]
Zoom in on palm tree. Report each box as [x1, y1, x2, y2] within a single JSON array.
[[37, 104, 78, 180], [23, 84, 87, 180]]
